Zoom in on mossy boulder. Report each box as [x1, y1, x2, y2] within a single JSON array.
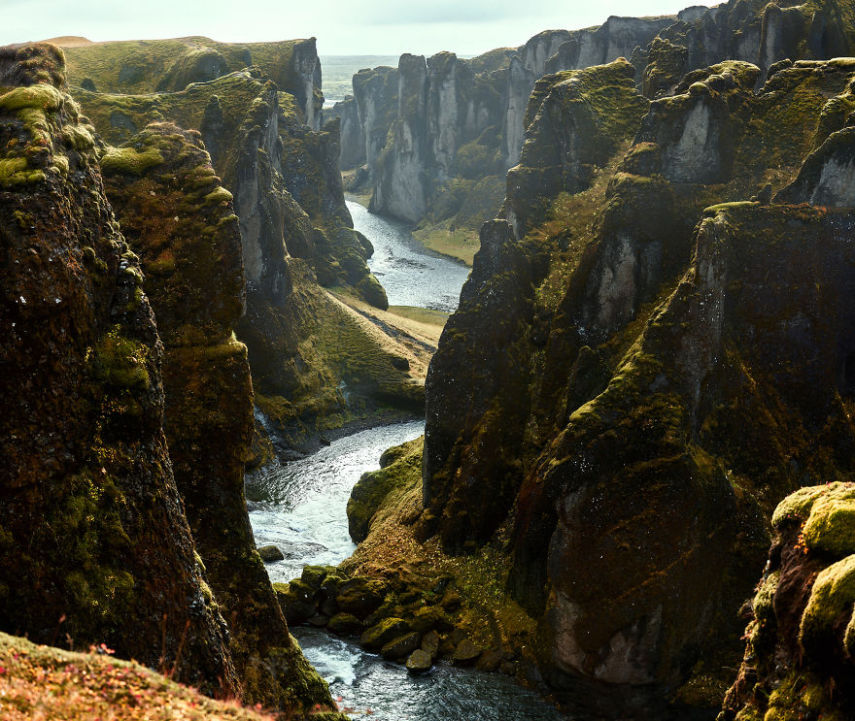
[[258, 545, 285, 563], [335, 577, 386, 618], [406, 649, 433, 673], [721, 483, 855, 721], [380, 632, 421, 661], [360, 618, 411, 651], [327, 613, 362, 636]]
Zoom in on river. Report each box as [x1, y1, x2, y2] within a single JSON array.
[[348, 200, 470, 313], [248, 206, 567, 720]]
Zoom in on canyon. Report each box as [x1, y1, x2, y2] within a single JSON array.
[[3, 1, 855, 719]]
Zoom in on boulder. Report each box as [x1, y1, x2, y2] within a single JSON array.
[[257, 545, 285, 563], [406, 649, 433, 674]]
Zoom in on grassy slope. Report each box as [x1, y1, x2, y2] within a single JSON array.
[[0, 633, 278, 721]]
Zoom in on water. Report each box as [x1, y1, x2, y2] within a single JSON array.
[[348, 200, 470, 313], [294, 627, 568, 721], [247, 421, 424, 583]]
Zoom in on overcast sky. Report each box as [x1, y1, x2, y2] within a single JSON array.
[[3, 0, 719, 56]]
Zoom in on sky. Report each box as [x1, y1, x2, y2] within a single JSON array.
[[1, 0, 720, 56]]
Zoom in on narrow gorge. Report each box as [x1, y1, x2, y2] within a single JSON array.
[[4, 1, 855, 720]]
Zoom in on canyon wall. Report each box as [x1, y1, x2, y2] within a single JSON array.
[[0, 43, 240, 696], [69, 51, 421, 450], [367, 52, 855, 717], [0, 41, 349, 718], [333, 0, 855, 263]]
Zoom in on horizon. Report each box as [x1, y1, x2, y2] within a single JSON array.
[[3, 0, 720, 57]]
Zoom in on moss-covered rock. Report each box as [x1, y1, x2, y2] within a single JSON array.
[[348, 438, 422, 542], [720, 483, 855, 721], [0, 44, 238, 697], [416, 54, 855, 718], [62, 36, 323, 127], [360, 618, 410, 651], [72, 57, 418, 449], [100, 121, 339, 716]]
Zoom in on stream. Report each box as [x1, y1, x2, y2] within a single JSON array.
[[248, 206, 567, 720]]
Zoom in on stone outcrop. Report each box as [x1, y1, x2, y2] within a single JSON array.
[[61, 36, 324, 129], [645, 0, 855, 98], [720, 483, 855, 721], [410, 55, 855, 717], [0, 44, 238, 696], [101, 122, 336, 713]]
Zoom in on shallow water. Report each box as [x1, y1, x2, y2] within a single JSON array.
[[348, 200, 470, 313], [294, 626, 568, 721]]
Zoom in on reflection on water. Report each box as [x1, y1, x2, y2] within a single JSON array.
[[349, 200, 470, 313]]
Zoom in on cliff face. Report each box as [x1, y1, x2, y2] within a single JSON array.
[[0, 44, 238, 696], [62, 36, 324, 129], [100, 122, 335, 712], [645, 0, 855, 97], [720, 483, 855, 721], [417, 55, 855, 715]]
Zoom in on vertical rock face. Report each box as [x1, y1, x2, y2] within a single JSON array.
[[721, 483, 855, 721], [0, 45, 238, 696], [101, 122, 337, 713], [418, 56, 855, 716], [71, 68, 422, 448], [370, 53, 429, 222], [328, 95, 365, 169], [352, 65, 399, 171], [644, 0, 855, 98], [505, 59, 650, 237]]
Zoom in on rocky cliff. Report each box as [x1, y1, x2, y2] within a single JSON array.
[[70, 63, 420, 451], [101, 122, 336, 712], [1, 42, 347, 717], [336, 53, 855, 717], [335, 0, 855, 264], [0, 43, 239, 696]]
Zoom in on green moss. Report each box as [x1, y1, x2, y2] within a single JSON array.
[[100, 146, 164, 176], [347, 438, 423, 542], [771, 485, 828, 528], [802, 495, 855, 557], [94, 326, 152, 389], [0, 84, 63, 113], [204, 186, 233, 204], [800, 554, 855, 653]]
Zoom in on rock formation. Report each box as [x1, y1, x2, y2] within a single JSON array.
[[70, 63, 420, 451], [101, 122, 335, 712], [349, 53, 855, 717], [720, 483, 855, 721], [333, 0, 855, 262], [61, 36, 324, 129], [0, 43, 238, 697]]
